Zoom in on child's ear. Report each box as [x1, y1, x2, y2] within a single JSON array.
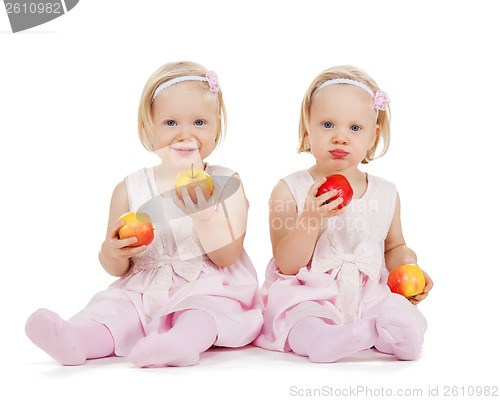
[[371, 124, 380, 147], [303, 132, 310, 150]]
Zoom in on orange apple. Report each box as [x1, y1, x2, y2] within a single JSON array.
[[174, 165, 213, 204], [387, 264, 426, 298], [117, 212, 154, 247]]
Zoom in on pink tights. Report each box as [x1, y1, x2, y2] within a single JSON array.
[[25, 308, 217, 367], [288, 316, 378, 363], [128, 309, 217, 368], [288, 312, 423, 363], [25, 308, 114, 366], [374, 310, 424, 361]]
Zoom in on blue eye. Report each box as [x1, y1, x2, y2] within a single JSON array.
[[165, 120, 176, 126], [351, 125, 361, 132], [323, 122, 333, 129], [194, 120, 205, 126]]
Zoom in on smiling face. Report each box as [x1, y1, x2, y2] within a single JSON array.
[[151, 81, 219, 166], [305, 84, 379, 173]]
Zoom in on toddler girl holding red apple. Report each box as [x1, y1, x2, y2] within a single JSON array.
[[255, 65, 433, 362], [25, 61, 263, 367]]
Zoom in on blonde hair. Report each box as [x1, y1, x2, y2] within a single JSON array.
[[138, 61, 227, 152], [298, 65, 391, 164]]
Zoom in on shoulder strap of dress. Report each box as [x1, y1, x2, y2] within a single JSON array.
[[368, 175, 397, 206], [124, 167, 155, 212], [206, 164, 236, 177], [206, 164, 249, 209], [366, 174, 398, 234], [281, 170, 313, 215]]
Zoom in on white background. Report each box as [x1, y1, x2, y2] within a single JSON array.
[[1, 1, 499, 399]]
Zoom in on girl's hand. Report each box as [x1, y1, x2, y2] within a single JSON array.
[[408, 270, 434, 305], [302, 177, 347, 224], [101, 220, 148, 262], [172, 182, 221, 221]]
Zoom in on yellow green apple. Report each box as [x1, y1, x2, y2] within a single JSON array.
[[174, 166, 213, 204]]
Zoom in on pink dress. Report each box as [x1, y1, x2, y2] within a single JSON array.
[[254, 170, 427, 352], [70, 164, 264, 356]]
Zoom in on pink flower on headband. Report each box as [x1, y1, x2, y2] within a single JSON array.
[[373, 90, 390, 111], [206, 71, 219, 92]]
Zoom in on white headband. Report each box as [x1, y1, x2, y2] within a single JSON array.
[[316, 78, 374, 97], [152, 71, 220, 102], [314, 78, 390, 112]]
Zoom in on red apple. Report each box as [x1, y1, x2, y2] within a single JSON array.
[[387, 264, 426, 298], [174, 165, 213, 204], [316, 174, 353, 209], [117, 212, 154, 247]]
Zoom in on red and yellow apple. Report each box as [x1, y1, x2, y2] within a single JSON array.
[[174, 166, 213, 204], [117, 212, 154, 247], [387, 264, 425, 298], [316, 174, 354, 209]]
